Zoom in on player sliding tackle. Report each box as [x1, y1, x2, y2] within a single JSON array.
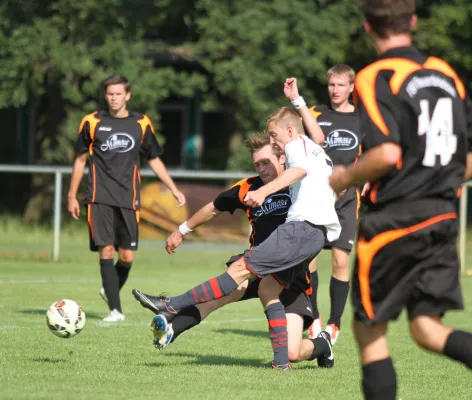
[[150, 134, 331, 366], [133, 107, 341, 370]]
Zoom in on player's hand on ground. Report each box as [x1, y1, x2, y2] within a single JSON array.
[[172, 189, 186, 208], [329, 165, 351, 194], [284, 77, 300, 101], [165, 230, 183, 254], [361, 182, 370, 198], [244, 189, 266, 208], [67, 197, 81, 220]]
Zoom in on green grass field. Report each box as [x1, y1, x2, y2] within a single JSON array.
[[1, 224, 472, 400]]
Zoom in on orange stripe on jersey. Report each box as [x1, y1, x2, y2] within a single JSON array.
[[231, 178, 254, 204], [457, 186, 463, 198], [369, 182, 380, 204], [356, 189, 361, 219], [78, 112, 101, 155], [309, 106, 322, 119], [423, 57, 466, 99], [357, 212, 457, 320], [91, 162, 97, 202], [132, 165, 137, 210], [87, 204, 95, 241], [137, 114, 155, 143], [355, 59, 421, 136]]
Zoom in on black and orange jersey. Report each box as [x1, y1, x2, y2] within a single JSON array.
[[75, 110, 162, 209], [355, 46, 472, 207], [306, 104, 362, 166], [213, 176, 291, 248]]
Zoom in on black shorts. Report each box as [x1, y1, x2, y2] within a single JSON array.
[[243, 221, 325, 288], [226, 254, 314, 331], [352, 199, 463, 325], [86, 203, 139, 252], [325, 186, 360, 252]]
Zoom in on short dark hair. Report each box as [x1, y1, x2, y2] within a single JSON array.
[[103, 75, 131, 92], [361, 0, 415, 38], [244, 132, 284, 158]]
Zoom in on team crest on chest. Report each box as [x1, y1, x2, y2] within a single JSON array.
[[323, 129, 358, 151], [100, 133, 135, 153], [254, 193, 290, 217]]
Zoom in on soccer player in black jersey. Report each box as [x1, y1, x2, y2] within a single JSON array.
[[149, 135, 332, 366], [329, 1, 472, 398], [67, 75, 186, 322], [284, 66, 362, 344]]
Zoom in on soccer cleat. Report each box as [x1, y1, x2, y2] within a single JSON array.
[[326, 323, 340, 345], [261, 361, 292, 371], [317, 331, 334, 368], [99, 288, 108, 305], [102, 309, 125, 322], [151, 315, 174, 350], [308, 317, 322, 339], [132, 289, 177, 322]]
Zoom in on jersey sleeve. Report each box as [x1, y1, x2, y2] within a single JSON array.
[[75, 117, 92, 154], [213, 185, 245, 214], [285, 140, 310, 172], [140, 121, 162, 160], [354, 71, 401, 150]]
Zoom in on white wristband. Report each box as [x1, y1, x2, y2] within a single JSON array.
[[291, 96, 306, 110], [178, 221, 193, 236]]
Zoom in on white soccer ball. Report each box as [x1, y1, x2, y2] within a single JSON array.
[[46, 299, 86, 339]]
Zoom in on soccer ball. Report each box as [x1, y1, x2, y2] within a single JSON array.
[[46, 299, 86, 339]]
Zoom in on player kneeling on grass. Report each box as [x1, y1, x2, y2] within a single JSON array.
[[151, 134, 331, 367], [133, 108, 341, 370]]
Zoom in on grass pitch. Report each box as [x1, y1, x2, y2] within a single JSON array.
[[1, 224, 472, 399]]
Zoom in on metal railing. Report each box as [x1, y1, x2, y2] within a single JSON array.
[[0, 164, 470, 275]]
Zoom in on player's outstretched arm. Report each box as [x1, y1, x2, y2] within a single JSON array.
[[284, 77, 325, 145], [165, 202, 221, 254], [244, 167, 306, 207], [148, 157, 186, 207], [67, 153, 88, 220], [329, 142, 401, 193]]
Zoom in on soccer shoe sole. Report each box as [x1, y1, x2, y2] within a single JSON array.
[[151, 315, 173, 350]]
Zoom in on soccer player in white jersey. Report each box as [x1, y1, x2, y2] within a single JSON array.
[[133, 107, 340, 370]]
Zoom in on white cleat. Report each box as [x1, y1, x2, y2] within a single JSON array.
[[102, 309, 125, 322], [308, 317, 322, 339], [326, 323, 340, 345]]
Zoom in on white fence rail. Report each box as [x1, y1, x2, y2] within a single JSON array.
[[0, 164, 470, 275]]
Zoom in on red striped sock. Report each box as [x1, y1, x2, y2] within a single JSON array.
[[265, 302, 289, 366]]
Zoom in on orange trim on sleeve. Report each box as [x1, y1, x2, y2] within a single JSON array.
[[78, 112, 101, 156], [423, 57, 466, 99], [132, 165, 138, 210], [356, 189, 361, 219], [137, 114, 155, 143], [309, 106, 322, 119], [457, 187, 463, 198], [357, 212, 457, 320]]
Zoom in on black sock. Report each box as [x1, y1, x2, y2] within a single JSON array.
[[328, 276, 350, 328], [309, 271, 319, 319], [166, 272, 238, 311], [115, 261, 131, 290], [308, 337, 330, 361], [362, 358, 397, 400], [444, 330, 472, 369], [171, 305, 202, 343], [100, 259, 121, 313], [265, 302, 289, 366]]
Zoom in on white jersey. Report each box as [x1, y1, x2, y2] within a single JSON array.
[[284, 135, 341, 242]]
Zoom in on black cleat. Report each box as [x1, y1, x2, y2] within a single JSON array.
[[317, 331, 334, 368], [132, 289, 177, 322]]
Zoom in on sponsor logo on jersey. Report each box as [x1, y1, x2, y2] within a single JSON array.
[[318, 121, 332, 126], [98, 126, 112, 131], [254, 193, 290, 217], [323, 129, 358, 151], [100, 133, 135, 153]]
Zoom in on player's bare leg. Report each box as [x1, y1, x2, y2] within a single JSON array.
[[409, 315, 472, 368], [354, 320, 396, 400]]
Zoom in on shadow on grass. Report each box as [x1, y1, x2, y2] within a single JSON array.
[[20, 308, 103, 320], [145, 352, 265, 368], [32, 357, 67, 364], [213, 328, 267, 339]]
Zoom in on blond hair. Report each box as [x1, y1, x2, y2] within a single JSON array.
[[327, 64, 356, 84], [266, 107, 304, 135]]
